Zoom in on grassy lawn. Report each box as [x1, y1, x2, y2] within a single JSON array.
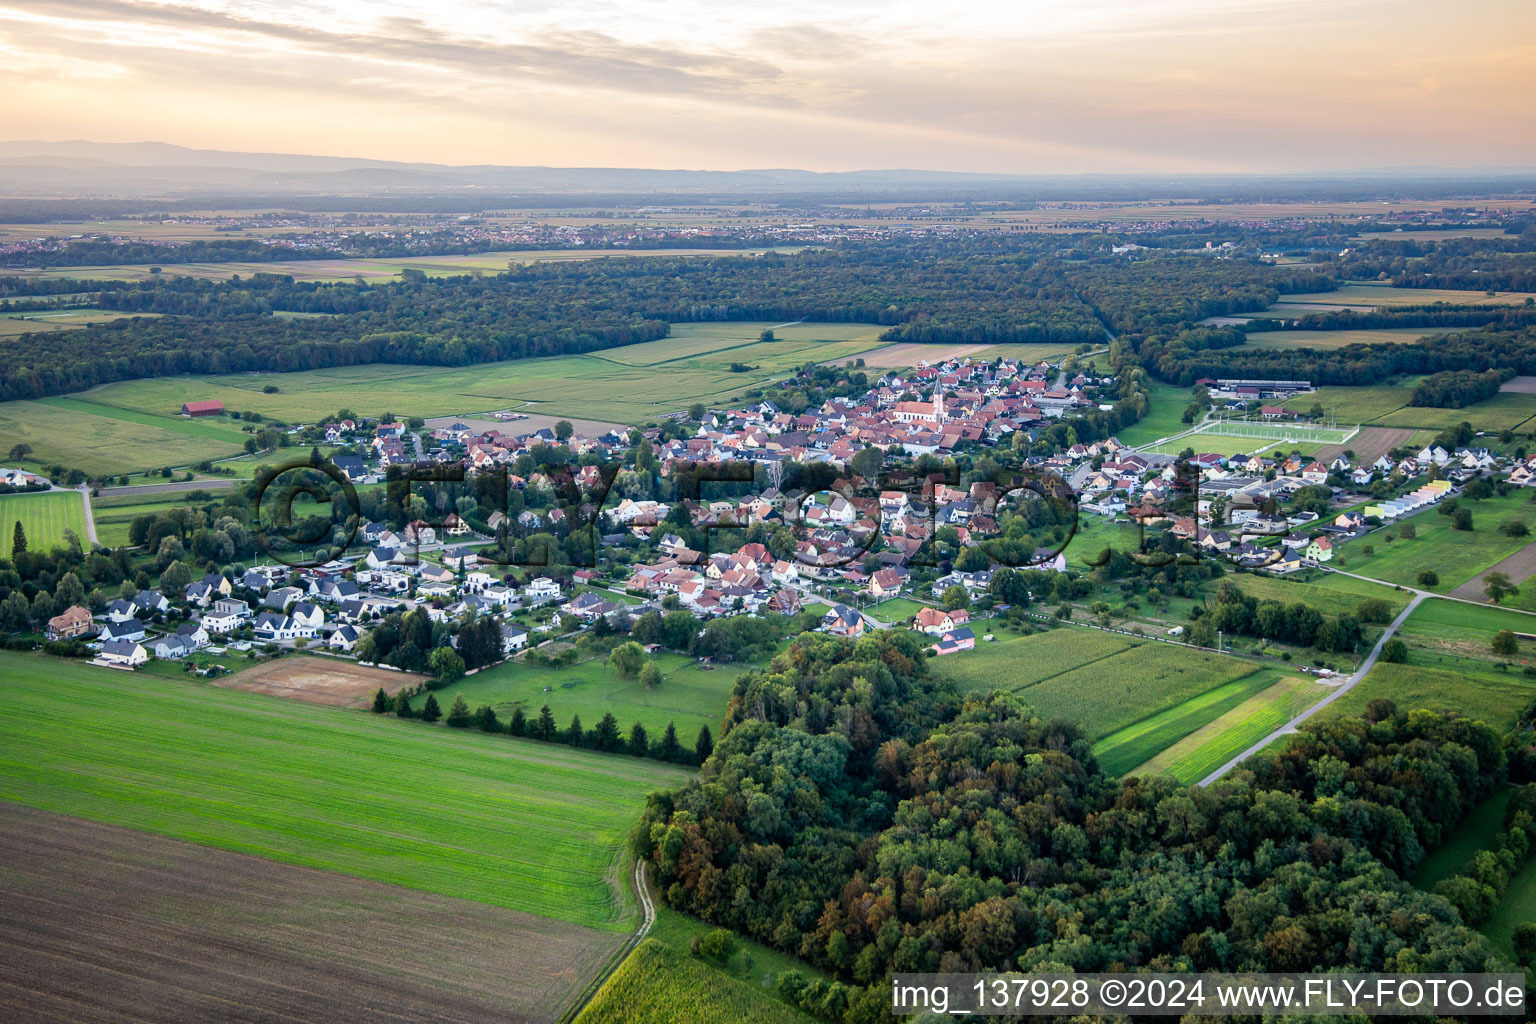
[[929, 626, 1137, 694], [1397, 599, 1536, 671], [1209, 572, 1409, 619], [1092, 668, 1279, 777], [0, 651, 689, 928], [1116, 381, 1195, 447], [410, 648, 755, 741], [1132, 674, 1332, 783], [1022, 642, 1266, 739], [36, 396, 253, 444], [575, 939, 816, 1024], [593, 321, 884, 368], [1142, 433, 1323, 459], [1067, 518, 1146, 569], [1338, 493, 1535, 590], [1485, 853, 1536, 962], [865, 596, 937, 623], [1321, 660, 1535, 733], [1280, 384, 1415, 422], [0, 490, 88, 556], [648, 904, 833, 1005], [1414, 790, 1512, 889], [1276, 283, 1536, 307]]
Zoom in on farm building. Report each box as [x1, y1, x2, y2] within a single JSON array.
[[181, 400, 225, 417]]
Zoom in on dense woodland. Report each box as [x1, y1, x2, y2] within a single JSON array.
[[636, 633, 1524, 1023]]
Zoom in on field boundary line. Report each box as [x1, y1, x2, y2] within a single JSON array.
[[559, 859, 655, 1024]]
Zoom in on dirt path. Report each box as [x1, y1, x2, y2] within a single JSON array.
[[1449, 544, 1536, 602]]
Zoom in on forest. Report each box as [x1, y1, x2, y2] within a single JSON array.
[[634, 631, 1526, 1024]]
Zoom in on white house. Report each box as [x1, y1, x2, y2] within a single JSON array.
[[98, 639, 148, 667]]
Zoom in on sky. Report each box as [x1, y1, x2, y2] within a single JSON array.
[[1, 0, 1533, 173]]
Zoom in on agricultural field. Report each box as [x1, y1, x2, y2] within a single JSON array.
[[574, 939, 816, 1024], [0, 490, 89, 556], [970, 342, 1084, 362], [1092, 668, 1279, 777], [0, 307, 157, 335], [1271, 283, 1536, 308], [1370, 392, 1536, 433], [1115, 381, 1196, 447], [1321, 661, 1535, 733], [1395, 599, 1536, 671], [1208, 572, 1408, 620], [594, 321, 883, 367], [46, 321, 874, 428], [221, 655, 427, 708], [1020, 642, 1265, 738], [1314, 425, 1415, 466], [0, 803, 618, 1024], [1128, 674, 1332, 783], [846, 342, 994, 368], [930, 626, 1137, 694], [647, 904, 833, 1007], [89, 492, 212, 547], [1338, 492, 1535, 591], [1242, 327, 1446, 350], [0, 398, 249, 476], [409, 648, 751, 740], [0, 652, 689, 927], [1280, 384, 1415, 422], [5, 247, 798, 283]]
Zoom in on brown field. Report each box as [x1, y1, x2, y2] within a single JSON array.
[[1449, 545, 1536, 602], [846, 342, 993, 367], [1314, 425, 1413, 466], [219, 655, 424, 707], [1501, 376, 1536, 395], [0, 803, 621, 1024]]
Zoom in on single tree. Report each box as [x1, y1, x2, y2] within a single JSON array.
[[420, 693, 442, 723], [1484, 572, 1518, 605], [627, 721, 649, 757], [608, 641, 646, 677], [1417, 570, 1439, 588], [535, 703, 556, 740], [370, 688, 389, 713], [639, 661, 661, 688], [445, 693, 472, 727], [428, 646, 466, 684], [695, 724, 714, 763], [1452, 508, 1473, 531], [392, 691, 413, 718], [1492, 630, 1519, 659], [508, 707, 527, 736], [474, 704, 500, 732], [1381, 638, 1408, 664], [657, 721, 682, 762], [554, 420, 574, 442], [11, 521, 25, 555], [593, 712, 621, 751], [567, 714, 584, 747]]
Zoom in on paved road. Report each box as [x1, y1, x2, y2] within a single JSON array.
[[97, 478, 237, 497], [1198, 590, 1427, 786]]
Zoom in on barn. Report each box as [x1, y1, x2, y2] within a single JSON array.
[[181, 400, 225, 417]]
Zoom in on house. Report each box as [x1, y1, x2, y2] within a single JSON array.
[[366, 547, 404, 570], [929, 626, 976, 656], [134, 590, 171, 615], [46, 605, 94, 641], [263, 586, 304, 611], [311, 578, 360, 603], [174, 621, 210, 647], [181, 399, 224, 417], [202, 598, 249, 633], [100, 619, 147, 643], [1305, 537, 1334, 562], [868, 567, 905, 598], [289, 602, 325, 630], [104, 599, 138, 624], [766, 589, 802, 615], [820, 604, 865, 638], [98, 639, 148, 667], [1299, 462, 1329, 485], [500, 623, 529, 654], [914, 607, 969, 635], [327, 624, 360, 652], [148, 634, 197, 660], [524, 577, 562, 601], [1417, 445, 1451, 465]]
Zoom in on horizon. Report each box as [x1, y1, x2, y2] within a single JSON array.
[[2, 0, 1534, 175]]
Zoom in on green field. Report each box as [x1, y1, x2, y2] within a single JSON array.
[[410, 649, 746, 741], [1141, 432, 1323, 459], [36, 395, 253, 444], [0, 398, 249, 476], [971, 342, 1084, 362], [1243, 327, 1446, 350], [0, 491, 88, 556], [1066, 518, 1147, 569], [1338, 493, 1535, 590], [1321, 661, 1535, 733], [1414, 790, 1511, 890], [0, 652, 689, 927], [1485, 852, 1536, 961], [1132, 674, 1332, 783], [1370, 392, 1536, 433], [0, 308, 157, 336], [598, 322, 884, 367], [90, 493, 212, 547], [575, 940, 815, 1024], [1021, 642, 1265, 738], [1274, 283, 1536, 308], [36, 321, 874, 428], [1115, 381, 1196, 447], [5, 248, 800, 283], [864, 597, 939, 624], [1280, 384, 1416, 422], [1396, 599, 1536, 672], [1210, 573, 1409, 620], [930, 627, 1137, 694], [647, 904, 833, 1003], [1092, 669, 1280, 776]]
